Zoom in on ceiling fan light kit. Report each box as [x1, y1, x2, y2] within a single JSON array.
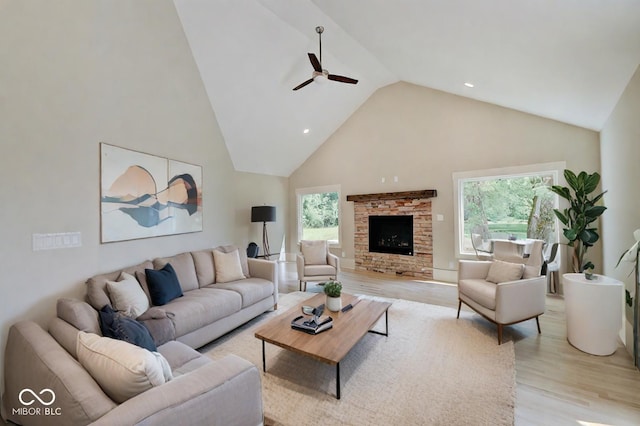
[[313, 71, 328, 84], [293, 26, 358, 91]]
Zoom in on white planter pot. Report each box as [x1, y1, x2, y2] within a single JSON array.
[[563, 273, 623, 356], [326, 296, 342, 312]]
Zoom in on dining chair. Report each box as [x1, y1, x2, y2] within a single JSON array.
[[545, 243, 561, 294]]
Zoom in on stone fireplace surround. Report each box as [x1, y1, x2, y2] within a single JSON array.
[[347, 190, 436, 280]]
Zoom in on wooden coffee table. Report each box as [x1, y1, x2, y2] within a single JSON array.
[[254, 293, 391, 399]]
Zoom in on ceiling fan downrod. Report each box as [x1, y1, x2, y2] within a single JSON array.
[[316, 26, 324, 66]]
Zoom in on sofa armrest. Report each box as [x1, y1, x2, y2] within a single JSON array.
[[3, 321, 116, 425], [247, 258, 276, 282], [248, 258, 278, 306], [90, 354, 263, 426], [495, 276, 546, 324], [296, 254, 305, 278], [458, 260, 492, 280]]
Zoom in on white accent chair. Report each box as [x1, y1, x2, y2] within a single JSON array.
[[296, 240, 339, 291], [457, 240, 546, 344]]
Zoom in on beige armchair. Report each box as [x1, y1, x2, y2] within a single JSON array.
[[296, 240, 339, 291], [457, 257, 546, 344]]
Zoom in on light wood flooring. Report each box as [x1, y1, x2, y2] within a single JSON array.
[[279, 263, 640, 426]]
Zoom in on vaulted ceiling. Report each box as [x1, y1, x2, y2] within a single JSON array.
[[173, 0, 640, 177]]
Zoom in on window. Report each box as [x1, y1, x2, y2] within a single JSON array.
[[296, 185, 341, 245], [453, 163, 563, 256]]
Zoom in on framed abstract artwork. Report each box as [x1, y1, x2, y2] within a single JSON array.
[[100, 143, 203, 243]]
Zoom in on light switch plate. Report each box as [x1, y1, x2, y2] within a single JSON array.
[[33, 232, 82, 251]]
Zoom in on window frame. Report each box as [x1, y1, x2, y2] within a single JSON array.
[[453, 162, 564, 257], [295, 184, 342, 247]]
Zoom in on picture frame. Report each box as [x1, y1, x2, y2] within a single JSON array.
[[100, 143, 203, 243]]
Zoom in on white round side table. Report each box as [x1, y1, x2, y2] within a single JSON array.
[[563, 273, 623, 356]]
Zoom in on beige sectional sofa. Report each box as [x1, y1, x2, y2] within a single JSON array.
[[85, 247, 278, 348], [2, 246, 277, 425]]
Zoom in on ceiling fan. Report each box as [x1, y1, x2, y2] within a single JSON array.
[[293, 26, 358, 91]]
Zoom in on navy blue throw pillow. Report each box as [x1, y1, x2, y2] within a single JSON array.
[[145, 263, 183, 306], [98, 305, 157, 352]]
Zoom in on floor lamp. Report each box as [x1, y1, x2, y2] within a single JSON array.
[[251, 206, 276, 259]]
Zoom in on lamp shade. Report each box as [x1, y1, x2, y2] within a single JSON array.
[[251, 206, 276, 223]]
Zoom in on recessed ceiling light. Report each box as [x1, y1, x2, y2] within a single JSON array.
[[464, 82, 475, 88], [303, 128, 310, 134]]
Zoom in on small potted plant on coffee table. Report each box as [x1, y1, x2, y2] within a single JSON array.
[[323, 280, 343, 312]]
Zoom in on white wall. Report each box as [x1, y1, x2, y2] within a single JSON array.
[[233, 171, 289, 259], [0, 0, 287, 392], [289, 82, 601, 281], [600, 64, 640, 355]]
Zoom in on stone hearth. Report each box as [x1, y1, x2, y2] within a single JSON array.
[[347, 190, 436, 279]]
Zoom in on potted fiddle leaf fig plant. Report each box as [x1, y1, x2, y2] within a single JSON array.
[[323, 280, 343, 312], [549, 169, 607, 277], [551, 170, 617, 357]]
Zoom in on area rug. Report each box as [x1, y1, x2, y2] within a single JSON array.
[[203, 292, 515, 425]]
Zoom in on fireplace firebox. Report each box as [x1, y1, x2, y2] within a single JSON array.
[[368, 215, 413, 256]]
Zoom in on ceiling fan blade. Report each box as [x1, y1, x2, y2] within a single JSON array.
[[328, 74, 358, 84], [308, 53, 322, 72], [293, 78, 314, 91]]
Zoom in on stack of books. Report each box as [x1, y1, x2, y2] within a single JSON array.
[[291, 304, 333, 334]]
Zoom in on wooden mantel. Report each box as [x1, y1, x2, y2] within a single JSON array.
[[346, 189, 437, 202]]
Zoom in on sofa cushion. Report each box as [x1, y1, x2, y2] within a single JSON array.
[[76, 332, 171, 403], [191, 249, 216, 286], [135, 269, 151, 300], [154, 252, 199, 292], [86, 260, 153, 311], [213, 249, 246, 283], [458, 278, 498, 310], [57, 298, 102, 335], [301, 240, 327, 265], [213, 278, 275, 308], [486, 260, 524, 284], [146, 263, 184, 306], [157, 340, 211, 376], [216, 245, 250, 278], [98, 305, 157, 352], [303, 264, 337, 277], [161, 288, 242, 337], [106, 272, 149, 318]]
